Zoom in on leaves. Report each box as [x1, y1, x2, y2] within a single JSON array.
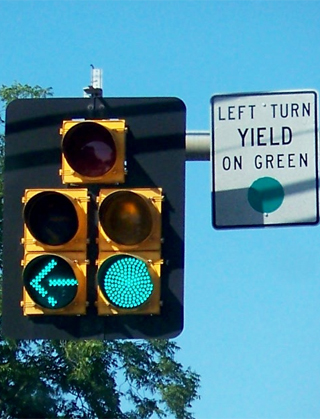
[[0, 82, 53, 105], [0, 339, 59, 418], [0, 339, 200, 418]]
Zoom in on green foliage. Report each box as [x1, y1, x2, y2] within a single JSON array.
[[0, 339, 59, 418], [0, 82, 53, 106], [0, 83, 200, 418], [0, 338, 200, 418]]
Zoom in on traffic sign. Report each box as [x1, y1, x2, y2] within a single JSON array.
[[211, 90, 319, 228]]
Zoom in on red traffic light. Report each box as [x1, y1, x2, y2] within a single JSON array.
[[60, 120, 126, 184]]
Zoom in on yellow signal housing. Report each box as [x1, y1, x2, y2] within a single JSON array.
[[21, 188, 89, 315], [96, 252, 162, 315], [60, 119, 126, 184], [97, 188, 162, 252], [22, 189, 88, 253], [96, 188, 163, 315]]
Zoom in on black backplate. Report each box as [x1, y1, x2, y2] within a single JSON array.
[[3, 97, 186, 340]]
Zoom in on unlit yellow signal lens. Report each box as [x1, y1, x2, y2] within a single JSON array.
[[99, 191, 153, 246]]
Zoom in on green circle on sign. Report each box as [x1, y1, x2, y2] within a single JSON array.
[[248, 177, 284, 214]]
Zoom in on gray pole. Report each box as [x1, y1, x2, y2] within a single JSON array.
[[186, 131, 210, 161]]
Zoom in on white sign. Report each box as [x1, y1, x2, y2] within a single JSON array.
[[211, 90, 318, 228]]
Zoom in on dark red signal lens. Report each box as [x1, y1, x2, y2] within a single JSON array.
[[62, 122, 116, 178]]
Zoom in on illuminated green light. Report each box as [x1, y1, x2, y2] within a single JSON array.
[[24, 255, 78, 309], [49, 278, 77, 287], [98, 255, 154, 309]]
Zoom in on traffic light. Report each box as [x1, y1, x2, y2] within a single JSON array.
[[3, 97, 186, 340], [60, 119, 126, 184], [21, 188, 88, 315], [96, 188, 162, 315]]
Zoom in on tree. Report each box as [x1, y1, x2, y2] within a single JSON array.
[[0, 83, 200, 419]]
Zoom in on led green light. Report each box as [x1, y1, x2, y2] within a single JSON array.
[[98, 255, 154, 309], [24, 255, 78, 309]]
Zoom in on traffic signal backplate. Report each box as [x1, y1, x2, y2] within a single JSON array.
[[3, 97, 186, 340]]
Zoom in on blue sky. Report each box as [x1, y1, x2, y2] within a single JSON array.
[[2, 1, 320, 418]]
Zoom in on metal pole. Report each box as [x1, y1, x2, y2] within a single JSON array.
[[186, 131, 210, 161]]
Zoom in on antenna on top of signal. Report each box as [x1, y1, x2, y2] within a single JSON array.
[[83, 65, 103, 98]]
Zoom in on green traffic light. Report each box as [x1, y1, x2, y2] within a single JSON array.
[[98, 255, 154, 309], [23, 255, 78, 310]]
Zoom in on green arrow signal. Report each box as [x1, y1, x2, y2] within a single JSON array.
[[24, 255, 78, 310]]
